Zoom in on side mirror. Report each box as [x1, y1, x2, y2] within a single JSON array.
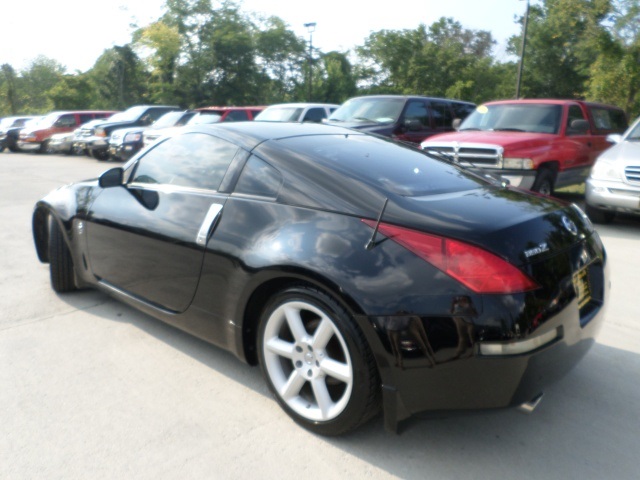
[[99, 167, 124, 188], [452, 118, 462, 130], [568, 119, 590, 135], [606, 133, 622, 144]]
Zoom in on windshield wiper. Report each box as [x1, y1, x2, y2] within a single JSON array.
[[492, 128, 525, 132]]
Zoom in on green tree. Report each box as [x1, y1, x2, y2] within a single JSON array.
[[253, 16, 307, 103], [586, 0, 640, 117], [312, 51, 357, 103], [510, 0, 612, 99], [0, 64, 20, 115], [355, 18, 499, 102], [88, 45, 148, 109], [48, 74, 96, 110], [133, 21, 182, 104], [20, 56, 66, 113]]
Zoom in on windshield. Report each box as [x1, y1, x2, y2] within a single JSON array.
[[0, 118, 16, 129], [187, 112, 222, 125], [328, 97, 405, 124], [106, 106, 148, 123], [460, 104, 562, 134], [37, 112, 61, 128], [150, 111, 187, 129], [255, 107, 304, 122], [624, 118, 640, 141]]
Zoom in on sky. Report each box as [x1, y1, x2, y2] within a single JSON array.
[[1, 0, 528, 73]]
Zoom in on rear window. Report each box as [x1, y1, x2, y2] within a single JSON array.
[[280, 134, 486, 197], [589, 106, 628, 134]]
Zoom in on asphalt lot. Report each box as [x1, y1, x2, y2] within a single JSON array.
[[1, 151, 639, 480]]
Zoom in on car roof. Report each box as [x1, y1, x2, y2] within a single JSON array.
[[345, 95, 475, 105], [262, 103, 340, 108], [196, 106, 266, 112], [182, 121, 361, 151], [484, 99, 623, 109]]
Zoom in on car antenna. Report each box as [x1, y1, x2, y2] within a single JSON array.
[[365, 198, 389, 250]]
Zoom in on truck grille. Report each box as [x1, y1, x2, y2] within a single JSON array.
[[625, 165, 640, 183], [423, 143, 503, 166]]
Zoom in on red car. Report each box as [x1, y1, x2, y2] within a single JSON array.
[[18, 110, 116, 153]]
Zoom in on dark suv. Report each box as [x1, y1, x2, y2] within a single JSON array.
[[76, 105, 180, 160], [326, 95, 476, 146], [0, 116, 37, 152]]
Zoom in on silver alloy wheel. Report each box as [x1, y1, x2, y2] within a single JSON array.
[[262, 300, 354, 422]]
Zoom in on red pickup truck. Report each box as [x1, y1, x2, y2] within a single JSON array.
[[421, 99, 628, 195]]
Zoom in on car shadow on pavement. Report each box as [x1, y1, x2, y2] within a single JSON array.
[[58, 290, 638, 479]]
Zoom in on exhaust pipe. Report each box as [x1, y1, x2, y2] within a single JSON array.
[[518, 393, 543, 414]]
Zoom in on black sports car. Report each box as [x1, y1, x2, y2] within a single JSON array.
[[32, 122, 608, 435]]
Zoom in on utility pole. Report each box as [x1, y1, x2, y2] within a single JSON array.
[[515, 0, 530, 99], [304, 22, 316, 102]]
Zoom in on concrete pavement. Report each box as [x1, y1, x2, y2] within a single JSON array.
[[1, 152, 638, 479]]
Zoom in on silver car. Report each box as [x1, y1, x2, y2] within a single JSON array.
[[585, 116, 640, 223]]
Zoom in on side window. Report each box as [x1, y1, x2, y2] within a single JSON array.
[[403, 101, 430, 127], [566, 105, 587, 135], [430, 101, 454, 128], [131, 133, 239, 191], [224, 110, 249, 122], [55, 114, 77, 128], [234, 156, 282, 199], [452, 103, 475, 120], [79, 114, 93, 125], [302, 108, 327, 123], [589, 107, 628, 133]]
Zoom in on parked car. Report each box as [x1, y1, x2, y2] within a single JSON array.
[[17, 111, 116, 153], [33, 122, 607, 435], [254, 103, 339, 123], [47, 131, 76, 155], [108, 110, 196, 162], [326, 95, 476, 146], [585, 115, 640, 223], [75, 105, 181, 160], [143, 106, 264, 148], [422, 99, 628, 195], [195, 105, 265, 122], [0, 115, 37, 152]]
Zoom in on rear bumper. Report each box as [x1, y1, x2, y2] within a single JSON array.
[[364, 246, 609, 432], [586, 178, 640, 215]]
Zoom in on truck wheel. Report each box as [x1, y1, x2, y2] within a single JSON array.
[[532, 169, 554, 196], [91, 149, 110, 161], [585, 204, 615, 224], [38, 140, 50, 154]]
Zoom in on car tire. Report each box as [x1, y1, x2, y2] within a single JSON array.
[[585, 204, 615, 224], [532, 168, 555, 196], [257, 285, 380, 436], [38, 140, 50, 154], [8, 144, 19, 152], [91, 149, 110, 161], [48, 217, 77, 293]]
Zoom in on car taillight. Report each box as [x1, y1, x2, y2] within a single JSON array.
[[362, 220, 539, 294]]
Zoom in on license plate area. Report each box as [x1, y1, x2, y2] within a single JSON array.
[[572, 266, 592, 309]]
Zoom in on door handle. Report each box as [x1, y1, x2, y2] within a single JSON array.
[[196, 203, 223, 246]]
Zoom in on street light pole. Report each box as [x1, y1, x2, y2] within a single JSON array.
[[304, 22, 316, 102], [515, 0, 530, 99]]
